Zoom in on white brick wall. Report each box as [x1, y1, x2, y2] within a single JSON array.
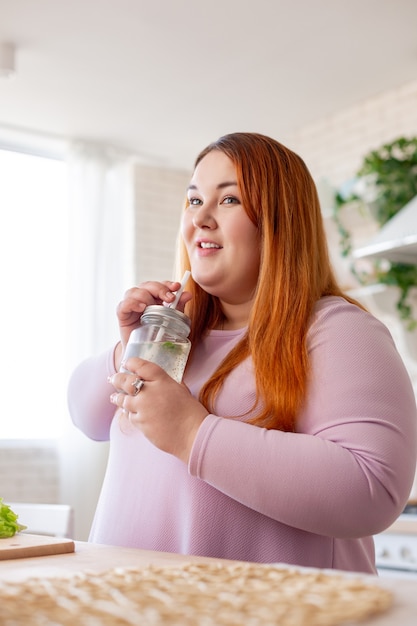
[[287, 78, 417, 186], [285, 77, 417, 294], [133, 164, 191, 284], [0, 444, 59, 503]]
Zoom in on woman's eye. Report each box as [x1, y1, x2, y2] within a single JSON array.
[[222, 196, 239, 205], [188, 197, 202, 206]]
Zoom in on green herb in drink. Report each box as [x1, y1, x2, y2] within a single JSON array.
[[162, 341, 181, 352]]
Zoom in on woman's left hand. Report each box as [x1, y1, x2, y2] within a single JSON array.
[[108, 357, 209, 463]]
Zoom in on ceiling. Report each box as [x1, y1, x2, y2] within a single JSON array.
[[0, 0, 416, 170]]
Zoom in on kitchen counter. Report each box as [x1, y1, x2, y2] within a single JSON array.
[[385, 512, 417, 535], [0, 540, 224, 582], [0, 541, 417, 624]]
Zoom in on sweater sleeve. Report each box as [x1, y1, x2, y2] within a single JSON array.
[[67, 346, 118, 441], [188, 300, 417, 539]]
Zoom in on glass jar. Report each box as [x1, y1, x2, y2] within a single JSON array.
[[121, 305, 191, 383]]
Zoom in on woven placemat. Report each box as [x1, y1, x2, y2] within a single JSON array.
[[0, 561, 393, 625]]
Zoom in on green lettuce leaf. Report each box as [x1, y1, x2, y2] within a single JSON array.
[[0, 498, 27, 538]]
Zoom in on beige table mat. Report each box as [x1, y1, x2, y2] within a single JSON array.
[[0, 560, 393, 625]]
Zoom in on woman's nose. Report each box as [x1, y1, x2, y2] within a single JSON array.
[[192, 205, 217, 229]]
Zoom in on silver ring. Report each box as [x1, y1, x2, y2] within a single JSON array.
[[131, 378, 145, 395]]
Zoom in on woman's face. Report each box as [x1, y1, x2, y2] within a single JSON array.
[[181, 150, 261, 306]]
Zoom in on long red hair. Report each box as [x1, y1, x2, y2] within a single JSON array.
[[178, 132, 361, 431]]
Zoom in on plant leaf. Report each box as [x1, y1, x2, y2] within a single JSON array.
[[0, 497, 27, 538]]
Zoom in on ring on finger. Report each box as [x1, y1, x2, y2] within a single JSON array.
[[131, 378, 145, 395]]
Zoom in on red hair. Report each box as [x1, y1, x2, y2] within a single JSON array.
[[179, 133, 362, 431]]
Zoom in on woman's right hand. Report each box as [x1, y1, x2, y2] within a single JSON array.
[[114, 280, 192, 368]]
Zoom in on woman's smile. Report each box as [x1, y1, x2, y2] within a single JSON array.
[[195, 238, 223, 255]]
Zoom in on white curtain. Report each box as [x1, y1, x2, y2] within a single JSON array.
[[59, 142, 135, 540]]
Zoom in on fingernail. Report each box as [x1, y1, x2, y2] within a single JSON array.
[[110, 393, 118, 404], [107, 375, 114, 384]]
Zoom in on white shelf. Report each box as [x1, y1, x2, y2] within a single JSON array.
[[351, 196, 417, 264], [353, 236, 417, 264]]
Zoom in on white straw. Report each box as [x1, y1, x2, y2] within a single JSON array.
[[169, 270, 191, 309], [154, 271, 191, 342]]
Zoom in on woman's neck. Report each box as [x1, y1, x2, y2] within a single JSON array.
[[216, 300, 252, 330]]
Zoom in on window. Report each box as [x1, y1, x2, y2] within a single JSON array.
[[0, 149, 68, 439]]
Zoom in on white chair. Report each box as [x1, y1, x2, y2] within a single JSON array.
[[7, 502, 74, 538]]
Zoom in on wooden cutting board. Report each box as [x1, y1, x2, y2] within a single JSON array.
[[0, 533, 75, 560]]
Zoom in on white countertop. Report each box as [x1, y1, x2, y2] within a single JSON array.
[[382, 513, 417, 535]]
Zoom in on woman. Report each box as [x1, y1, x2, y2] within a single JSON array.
[[68, 132, 417, 574]]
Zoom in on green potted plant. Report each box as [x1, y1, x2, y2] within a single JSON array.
[[333, 136, 417, 330]]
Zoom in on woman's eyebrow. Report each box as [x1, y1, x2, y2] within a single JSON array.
[[217, 181, 238, 189], [187, 181, 238, 191]]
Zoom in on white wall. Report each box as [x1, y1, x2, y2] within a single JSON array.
[[133, 165, 190, 283], [287, 79, 417, 186]]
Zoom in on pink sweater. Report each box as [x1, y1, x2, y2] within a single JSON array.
[[68, 296, 417, 573]]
